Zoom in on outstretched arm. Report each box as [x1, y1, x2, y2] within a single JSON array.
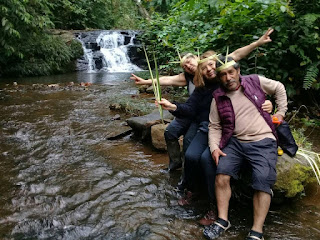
[[229, 28, 274, 62], [130, 73, 187, 86]]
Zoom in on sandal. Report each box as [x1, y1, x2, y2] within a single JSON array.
[[246, 230, 264, 240], [203, 220, 231, 239]]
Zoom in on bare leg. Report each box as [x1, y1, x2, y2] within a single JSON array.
[[252, 191, 271, 233], [215, 174, 231, 221]]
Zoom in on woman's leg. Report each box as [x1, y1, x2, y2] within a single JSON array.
[[184, 129, 208, 192], [200, 147, 217, 202], [182, 122, 199, 152], [164, 118, 192, 171]]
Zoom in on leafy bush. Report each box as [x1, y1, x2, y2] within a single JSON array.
[[1, 35, 83, 77], [139, 0, 320, 99], [50, 0, 142, 30]]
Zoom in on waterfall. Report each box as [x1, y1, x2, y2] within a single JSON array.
[[76, 30, 143, 73]]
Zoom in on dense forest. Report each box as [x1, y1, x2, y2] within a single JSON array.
[[0, 0, 319, 104]]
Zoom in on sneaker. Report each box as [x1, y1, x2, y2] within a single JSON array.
[[246, 230, 264, 240], [203, 220, 231, 239], [178, 191, 193, 206], [198, 210, 217, 226]]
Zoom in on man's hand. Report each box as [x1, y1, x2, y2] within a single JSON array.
[[212, 148, 227, 166], [156, 98, 177, 111], [272, 113, 284, 123], [130, 73, 148, 85], [262, 100, 273, 113], [256, 28, 274, 47]]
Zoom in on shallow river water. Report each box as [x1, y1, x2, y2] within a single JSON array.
[[0, 72, 319, 239]]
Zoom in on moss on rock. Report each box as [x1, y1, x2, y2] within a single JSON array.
[[274, 154, 317, 198], [275, 163, 315, 197]]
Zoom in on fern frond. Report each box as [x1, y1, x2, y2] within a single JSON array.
[[300, 13, 320, 27], [303, 62, 320, 90]]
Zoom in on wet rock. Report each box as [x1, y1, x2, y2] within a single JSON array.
[[146, 86, 154, 94], [111, 114, 121, 121], [47, 84, 59, 89], [151, 123, 169, 150], [32, 84, 46, 90], [109, 103, 122, 111], [126, 109, 173, 140], [233, 152, 318, 203], [106, 129, 132, 140], [274, 152, 317, 199], [138, 85, 148, 93]]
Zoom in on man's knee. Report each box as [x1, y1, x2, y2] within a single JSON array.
[[215, 174, 230, 188], [252, 169, 276, 195]]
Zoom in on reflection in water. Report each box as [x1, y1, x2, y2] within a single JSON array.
[[0, 72, 319, 239]]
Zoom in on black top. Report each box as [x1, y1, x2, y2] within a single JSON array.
[[171, 81, 220, 125]]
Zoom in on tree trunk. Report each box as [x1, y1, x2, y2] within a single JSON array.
[[133, 0, 151, 21]]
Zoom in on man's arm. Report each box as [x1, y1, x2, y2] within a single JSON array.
[[259, 76, 288, 121], [229, 28, 274, 62], [208, 98, 226, 165], [130, 73, 187, 86]]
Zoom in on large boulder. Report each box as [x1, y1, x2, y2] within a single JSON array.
[[126, 109, 174, 140], [232, 151, 318, 203], [274, 152, 317, 198], [151, 123, 169, 150]]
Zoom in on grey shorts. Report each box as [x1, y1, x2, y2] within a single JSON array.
[[216, 137, 277, 195]]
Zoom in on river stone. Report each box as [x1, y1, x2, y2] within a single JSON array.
[[126, 109, 173, 140], [233, 151, 317, 203], [274, 152, 316, 199], [151, 123, 169, 150]]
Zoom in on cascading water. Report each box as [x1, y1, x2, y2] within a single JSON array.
[[76, 30, 144, 73]]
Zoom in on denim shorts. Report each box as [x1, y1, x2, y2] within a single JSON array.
[[216, 137, 277, 195]]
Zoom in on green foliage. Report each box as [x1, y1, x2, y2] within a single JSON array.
[[50, 0, 142, 30], [142, 0, 179, 13], [304, 62, 320, 90], [292, 128, 313, 150], [0, 0, 53, 59], [140, 0, 320, 97], [2, 35, 83, 77]]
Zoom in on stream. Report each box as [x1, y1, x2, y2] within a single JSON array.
[[0, 72, 319, 239]]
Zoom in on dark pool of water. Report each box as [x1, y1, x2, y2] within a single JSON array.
[[0, 72, 319, 239]]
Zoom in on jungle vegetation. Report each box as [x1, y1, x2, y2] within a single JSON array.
[[0, 0, 319, 106], [0, 0, 142, 77]]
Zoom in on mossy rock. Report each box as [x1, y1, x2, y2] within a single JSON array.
[[274, 153, 316, 198], [231, 152, 317, 203]]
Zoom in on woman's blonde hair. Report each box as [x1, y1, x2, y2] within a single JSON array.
[[194, 50, 216, 88], [180, 53, 197, 67]]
